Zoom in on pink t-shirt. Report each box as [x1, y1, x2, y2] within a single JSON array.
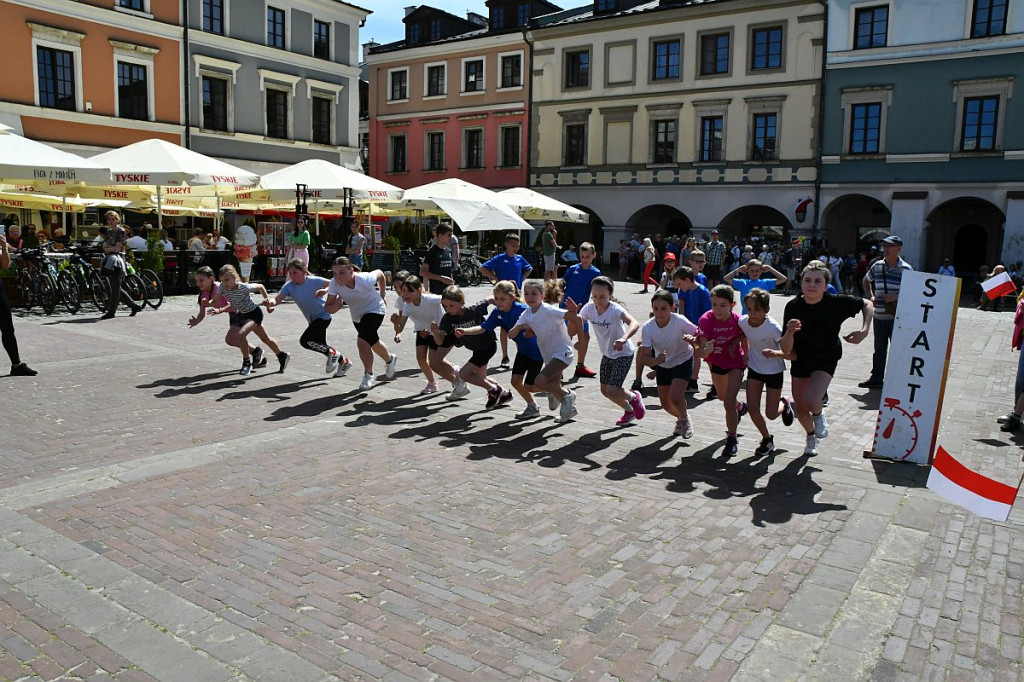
[[698, 310, 745, 370]]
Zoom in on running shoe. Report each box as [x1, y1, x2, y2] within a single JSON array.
[[723, 435, 738, 456], [447, 382, 471, 401], [680, 416, 694, 439], [672, 417, 687, 436], [277, 352, 290, 373], [997, 412, 1019, 424], [685, 383, 699, 394], [556, 390, 578, 422], [385, 354, 398, 380], [812, 412, 829, 439], [485, 385, 503, 409], [616, 411, 636, 426], [804, 433, 819, 456], [1001, 414, 1022, 432], [500, 356, 510, 366], [9, 363, 37, 377], [755, 436, 775, 457], [335, 357, 351, 377], [497, 390, 514, 408], [420, 381, 438, 395], [254, 356, 268, 369], [358, 374, 375, 390], [240, 358, 252, 376], [630, 378, 643, 392], [325, 352, 339, 374], [630, 391, 646, 420], [707, 385, 718, 400], [781, 397, 795, 426], [737, 401, 748, 420], [547, 392, 560, 411], [252, 347, 264, 369], [516, 403, 541, 419], [575, 364, 597, 378]]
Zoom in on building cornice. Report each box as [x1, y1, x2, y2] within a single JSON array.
[[828, 34, 1024, 68], [189, 32, 360, 77], [375, 100, 525, 121], [11, 0, 182, 40], [364, 33, 526, 65]]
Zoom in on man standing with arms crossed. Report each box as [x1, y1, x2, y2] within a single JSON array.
[[859, 235, 912, 389]]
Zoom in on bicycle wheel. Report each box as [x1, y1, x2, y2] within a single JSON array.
[[16, 269, 34, 310], [89, 271, 110, 312], [36, 274, 58, 315], [124, 273, 147, 308], [466, 266, 482, 287], [57, 270, 81, 314], [140, 268, 164, 309]]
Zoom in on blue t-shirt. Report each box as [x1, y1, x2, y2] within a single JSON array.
[[731, 276, 779, 314], [481, 301, 543, 362], [279, 276, 331, 323], [696, 272, 707, 287], [562, 263, 601, 307], [481, 252, 532, 287], [676, 284, 712, 322]]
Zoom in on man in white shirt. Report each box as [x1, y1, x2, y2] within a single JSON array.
[[126, 228, 148, 252], [211, 228, 230, 251]]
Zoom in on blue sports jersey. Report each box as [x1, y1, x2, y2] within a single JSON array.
[[481, 301, 543, 361], [676, 284, 712, 322], [561, 263, 601, 307], [731, 276, 779, 314], [481, 252, 532, 287]]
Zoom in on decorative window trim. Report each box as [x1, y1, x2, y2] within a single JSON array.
[[604, 40, 637, 88], [423, 61, 447, 99], [306, 78, 343, 104], [111, 40, 158, 122], [461, 56, 487, 95], [197, 70, 235, 133], [648, 35, 683, 85], [193, 54, 242, 82], [952, 77, 1013, 152], [840, 85, 893, 156], [114, 0, 152, 19], [747, 22, 786, 75], [258, 68, 301, 92], [29, 22, 84, 111], [696, 28, 733, 80], [497, 50, 525, 91], [264, 84, 293, 140], [387, 66, 409, 103]]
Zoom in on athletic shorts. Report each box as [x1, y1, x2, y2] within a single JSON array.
[[746, 369, 784, 390], [466, 344, 498, 369], [709, 363, 743, 377], [655, 358, 693, 387], [546, 347, 575, 367], [229, 307, 263, 328], [353, 313, 384, 345], [600, 354, 633, 387], [415, 330, 439, 350], [791, 357, 837, 379], [512, 353, 543, 385], [544, 254, 556, 271]]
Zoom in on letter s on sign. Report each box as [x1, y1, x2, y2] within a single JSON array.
[[924, 278, 938, 297]]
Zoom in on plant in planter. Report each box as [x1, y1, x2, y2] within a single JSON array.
[[142, 236, 164, 274]]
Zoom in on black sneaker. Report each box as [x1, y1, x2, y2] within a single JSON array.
[[685, 383, 699, 394], [997, 412, 1020, 424], [251, 347, 264, 368], [755, 436, 775, 457], [10, 363, 37, 377], [708, 385, 718, 400], [485, 385, 503, 409], [240, 358, 252, 376], [858, 378, 884, 389], [723, 435, 738, 456], [500, 356, 510, 366], [737, 401, 748, 421], [277, 352, 290, 372], [781, 397, 795, 427], [129, 306, 142, 317], [631, 378, 643, 392], [1001, 415, 1022, 432]]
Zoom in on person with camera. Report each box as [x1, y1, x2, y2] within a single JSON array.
[[859, 235, 912, 389]]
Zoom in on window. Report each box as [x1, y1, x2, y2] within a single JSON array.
[[652, 40, 680, 81], [500, 125, 521, 167], [201, 76, 228, 131], [972, 0, 1007, 38], [118, 0, 144, 10], [751, 113, 777, 160], [699, 116, 723, 162], [464, 59, 484, 92], [501, 54, 522, 88], [389, 134, 407, 173], [492, 5, 506, 29], [266, 88, 288, 138], [409, 23, 421, 45], [426, 64, 446, 97], [389, 69, 408, 101], [517, 3, 529, 25], [652, 120, 676, 164], [117, 61, 148, 121], [849, 102, 881, 154], [267, 7, 285, 48], [429, 18, 441, 41], [596, 0, 617, 11], [311, 95, 332, 145], [202, 0, 223, 34], [427, 132, 445, 170], [464, 129, 483, 169], [564, 123, 586, 166], [700, 33, 730, 76], [961, 96, 999, 151], [853, 5, 888, 49], [37, 46, 76, 111], [751, 26, 783, 70], [314, 20, 330, 59], [565, 50, 590, 88]]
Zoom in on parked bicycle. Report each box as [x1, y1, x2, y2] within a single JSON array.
[[14, 248, 59, 315], [454, 251, 483, 287], [125, 254, 163, 309], [64, 244, 110, 313]]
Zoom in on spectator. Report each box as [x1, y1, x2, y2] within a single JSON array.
[[561, 245, 579, 264], [859, 235, 912, 389], [938, 259, 956, 277], [346, 222, 367, 268], [126, 227, 148, 252], [618, 240, 629, 280], [188, 228, 206, 263], [210, 227, 230, 251], [158, 229, 175, 251], [704, 230, 727, 287]]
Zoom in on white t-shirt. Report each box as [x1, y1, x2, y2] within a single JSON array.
[[641, 313, 698, 368], [160, 239, 174, 251], [328, 271, 386, 321], [401, 292, 443, 332], [579, 301, 635, 359], [212, 236, 230, 251], [126, 235, 148, 251], [738, 315, 786, 375], [516, 303, 573, 364]]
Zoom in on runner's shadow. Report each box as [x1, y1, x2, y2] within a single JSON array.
[[606, 435, 687, 480], [137, 370, 239, 389], [217, 378, 329, 403], [748, 454, 848, 527], [140, 371, 273, 397]]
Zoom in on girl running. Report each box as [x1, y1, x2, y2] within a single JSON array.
[[269, 259, 350, 377], [392, 275, 445, 394], [206, 264, 289, 375], [431, 286, 502, 405], [737, 288, 796, 457], [782, 261, 872, 455], [324, 256, 397, 390], [509, 280, 580, 423], [565, 276, 645, 425], [698, 285, 748, 456], [639, 290, 708, 438]]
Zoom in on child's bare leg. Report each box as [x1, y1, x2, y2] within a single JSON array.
[[416, 345, 435, 383], [746, 380, 770, 439], [252, 324, 282, 355], [601, 383, 632, 410], [535, 361, 568, 401], [429, 347, 456, 383]]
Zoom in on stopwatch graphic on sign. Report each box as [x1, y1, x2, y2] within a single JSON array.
[[876, 397, 922, 460]]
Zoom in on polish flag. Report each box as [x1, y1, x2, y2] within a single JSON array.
[[982, 271, 1016, 300], [926, 446, 1021, 521]]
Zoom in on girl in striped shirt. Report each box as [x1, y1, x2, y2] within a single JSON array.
[[207, 264, 289, 375]]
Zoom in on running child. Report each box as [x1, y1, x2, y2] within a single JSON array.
[[392, 275, 445, 394], [480, 234, 532, 366], [561, 241, 601, 378], [675, 265, 714, 396], [269, 259, 350, 377], [737, 288, 796, 456], [509, 279, 580, 422], [698, 284, 748, 456], [324, 256, 397, 390], [458, 281, 544, 416], [431, 285, 502, 405], [188, 265, 260, 362], [565, 276, 645, 425], [206, 264, 289, 375], [639, 290, 709, 438]]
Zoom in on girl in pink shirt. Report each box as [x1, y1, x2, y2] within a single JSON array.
[[698, 285, 748, 456]]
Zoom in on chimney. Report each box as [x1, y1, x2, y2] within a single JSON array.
[[466, 11, 489, 27], [405, 6, 417, 16], [362, 40, 380, 54]]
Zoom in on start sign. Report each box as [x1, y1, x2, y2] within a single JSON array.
[[871, 271, 961, 465]]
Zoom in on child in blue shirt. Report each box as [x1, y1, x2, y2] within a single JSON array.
[[561, 241, 601, 378], [724, 259, 788, 314], [480, 233, 533, 365]]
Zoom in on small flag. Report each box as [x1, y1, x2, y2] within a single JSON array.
[[982, 271, 1016, 300], [926, 446, 1022, 521]]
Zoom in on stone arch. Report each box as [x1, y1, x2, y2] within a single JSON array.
[[926, 197, 1005, 275], [625, 204, 693, 238], [716, 205, 793, 244], [566, 204, 604, 254], [820, 194, 892, 255]]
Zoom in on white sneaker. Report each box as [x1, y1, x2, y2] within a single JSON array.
[[420, 381, 438, 395], [385, 354, 398, 380], [813, 412, 829, 439], [325, 352, 339, 374], [516, 403, 541, 419], [805, 433, 819, 455], [335, 357, 351, 378], [556, 390, 578, 422], [358, 374, 375, 390], [447, 382, 471, 401], [547, 392, 559, 411], [680, 416, 693, 439]]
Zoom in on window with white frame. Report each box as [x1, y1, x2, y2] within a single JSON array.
[[426, 131, 445, 170], [971, 0, 1008, 38], [499, 125, 521, 167], [259, 69, 299, 139], [389, 134, 407, 173], [30, 23, 84, 112], [463, 58, 485, 93], [463, 128, 484, 169], [117, 0, 146, 12], [425, 63, 446, 97], [311, 95, 333, 145], [500, 52, 523, 89], [853, 5, 888, 49], [840, 86, 892, 156], [314, 20, 330, 59], [388, 68, 409, 101], [111, 41, 157, 122], [694, 100, 728, 163], [953, 77, 1012, 152]]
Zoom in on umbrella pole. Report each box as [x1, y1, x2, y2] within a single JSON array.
[[61, 196, 67, 239], [157, 186, 163, 239]]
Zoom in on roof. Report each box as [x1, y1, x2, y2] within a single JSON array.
[[538, 0, 729, 28]]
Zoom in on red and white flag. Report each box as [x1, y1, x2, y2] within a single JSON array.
[[926, 446, 1022, 521], [982, 271, 1016, 300]]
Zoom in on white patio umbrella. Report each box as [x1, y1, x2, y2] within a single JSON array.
[[0, 132, 112, 185], [398, 177, 506, 213], [430, 197, 532, 233], [220, 158, 404, 204], [497, 187, 590, 224]]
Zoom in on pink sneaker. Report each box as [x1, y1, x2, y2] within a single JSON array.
[[616, 411, 636, 426], [630, 391, 646, 420]]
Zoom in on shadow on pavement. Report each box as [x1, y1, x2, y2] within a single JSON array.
[[868, 458, 929, 488], [748, 454, 848, 527], [217, 378, 329, 403]]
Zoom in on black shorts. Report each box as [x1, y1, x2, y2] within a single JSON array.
[[705, 264, 722, 281], [709, 363, 734, 376], [353, 313, 384, 345], [512, 353, 543, 384], [791, 357, 837, 379], [229, 307, 263, 328], [415, 331, 439, 350], [600, 354, 633, 387], [466, 344, 497, 369], [655, 358, 693, 387], [747, 369, 784, 390]]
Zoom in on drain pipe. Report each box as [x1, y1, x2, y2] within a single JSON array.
[[522, 25, 534, 190], [182, 0, 191, 148], [811, 0, 828, 247]]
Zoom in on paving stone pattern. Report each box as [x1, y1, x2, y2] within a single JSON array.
[[0, 286, 1021, 681]]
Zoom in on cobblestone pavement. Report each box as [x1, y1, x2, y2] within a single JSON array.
[[0, 282, 1021, 681]]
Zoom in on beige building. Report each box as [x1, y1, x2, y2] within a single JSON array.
[[529, 0, 825, 259]]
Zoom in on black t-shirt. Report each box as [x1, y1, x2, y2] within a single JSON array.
[[424, 244, 453, 294], [783, 293, 863, 363], [440, 300, 495, 352]]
